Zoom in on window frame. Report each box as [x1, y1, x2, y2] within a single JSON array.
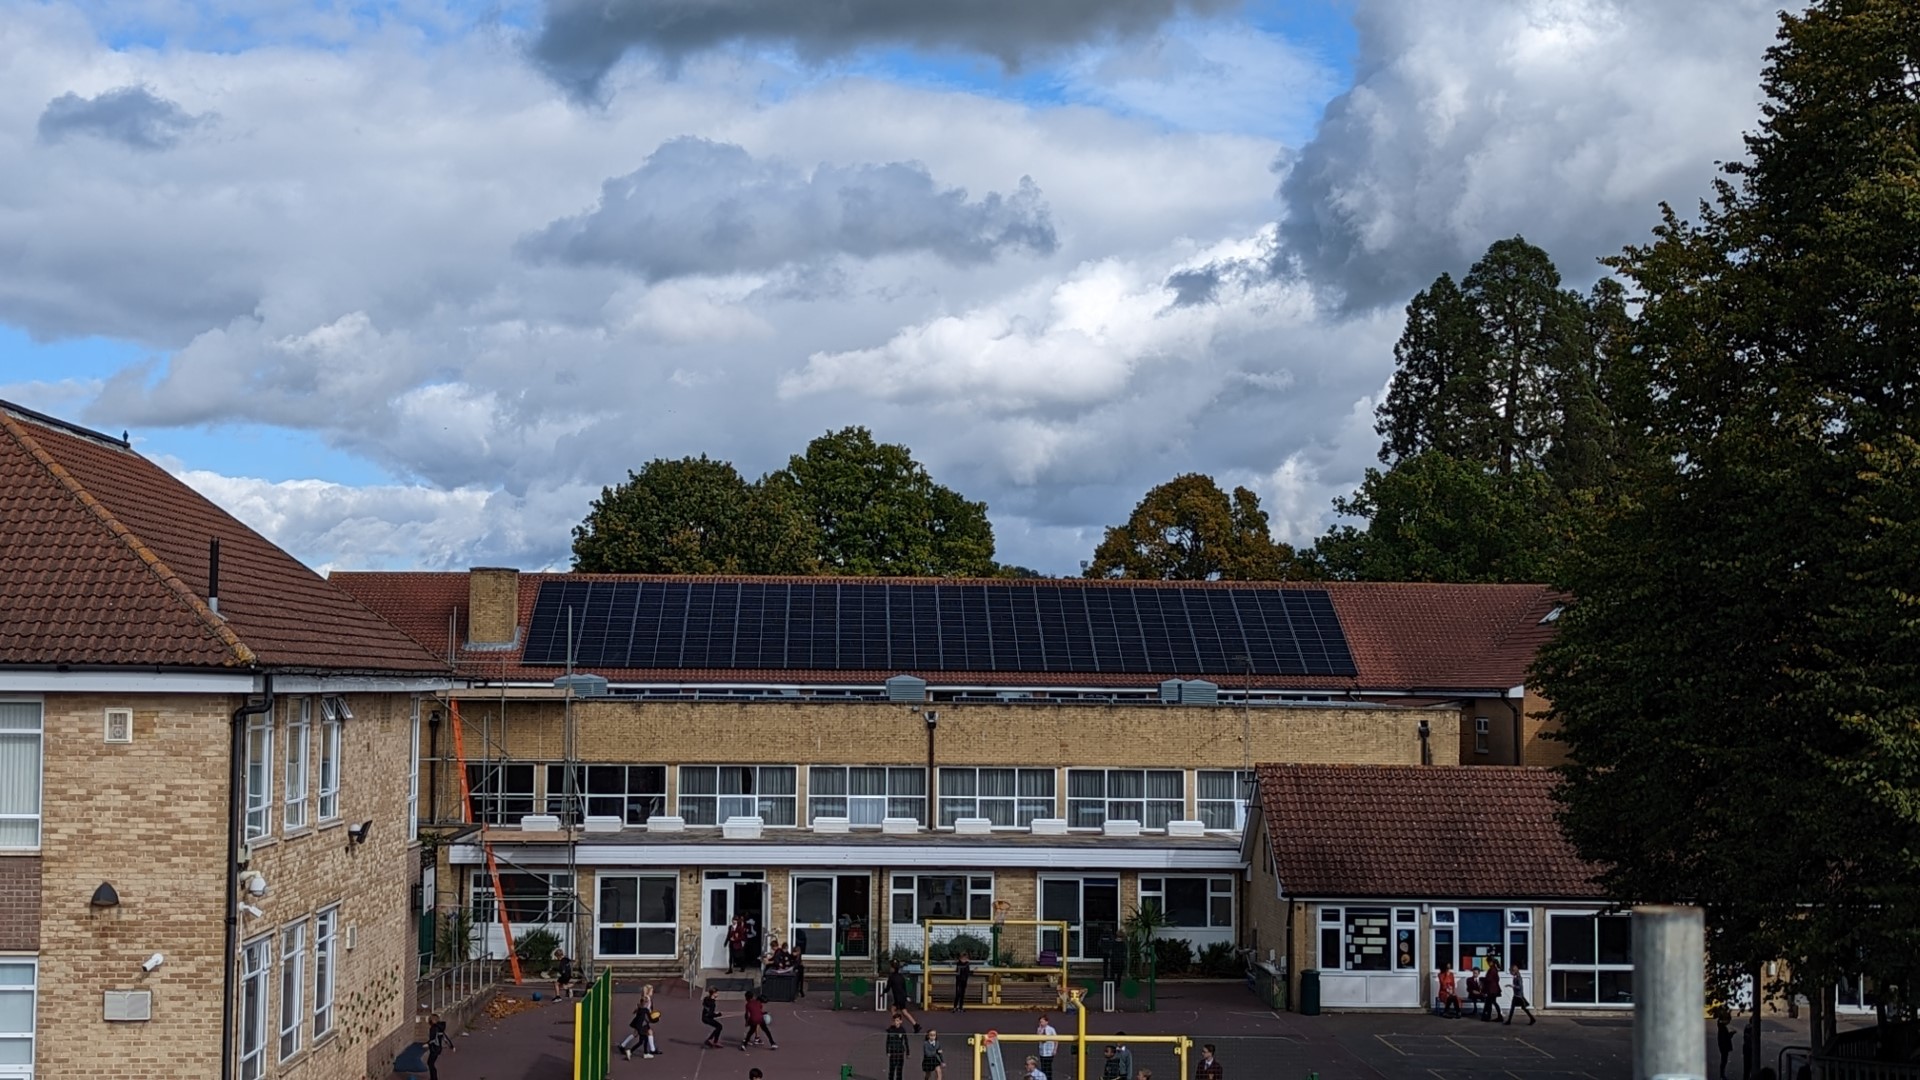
[[472, 871, 575, 927], [1314, 905, 1418, 972], [594, 873, 680, 959], [677, 765, 797, 827], [245, 710, 274, 843], [1474, 717, 1491, 755], [789, 873, 874, 959], [1545, 909, 1633, 1008], [545, 764, 668, 826], [936, 766, 1056, 828], [0, 957, 35, 1076], [278, 921, 306, 1062], [313, 906, 338, 1041], [284, 699, 311, 832], [0, 699, 44, 851], [1194, 769, 1253, 831], [1137, 875, 1235, 930], [888, 872, 994, 927], [405, 699, 420, 840], [319, 699, 343, 824], [465, 762, 537, 826], [1037, 874, 1122, 960], [1065, 767, 1184, 830], [808, 765, 927, 826], [239, 934, 271, 1080]]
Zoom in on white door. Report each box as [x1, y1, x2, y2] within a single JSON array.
[[701, 875, 767, 969], [703, 880, 734, 969]]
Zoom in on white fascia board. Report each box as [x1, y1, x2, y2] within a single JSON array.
[[0, 671, 258, 694], [449, 842, 1245, 871], [270, 675, 461, 694]]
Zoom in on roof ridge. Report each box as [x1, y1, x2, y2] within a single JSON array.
[[0, 411, 256, 667]]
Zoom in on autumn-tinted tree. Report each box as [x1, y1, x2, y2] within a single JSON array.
[[1537, 0, 1920, 1043], [1311, 452, 1563, 583], [770, 426, 997, 577], [1086, 473, 1308, 580], [571, 456, 817, 574]]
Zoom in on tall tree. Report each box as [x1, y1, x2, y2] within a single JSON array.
[[1538, 0, 1920, 1038], [1374, 273, 1497, 466], [1311, 452, 1564, 583], [571, 456, 817, 574], [770, 426, 998, 577], [1086, 473, 1309, 580]]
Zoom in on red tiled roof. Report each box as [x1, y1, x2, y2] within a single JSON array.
[[0, 403, 450, 674], [329, 570, 1558, 692], [1254, 763, 1603, 899]]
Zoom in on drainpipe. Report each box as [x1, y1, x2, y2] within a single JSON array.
[[223, 674, 274, 1080], [427, 707, 441, 825]]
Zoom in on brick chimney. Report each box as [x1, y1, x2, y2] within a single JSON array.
[[467, 567, 520, 647]]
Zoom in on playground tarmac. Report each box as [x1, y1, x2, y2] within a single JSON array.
[[421, 979, 1827, 1080]]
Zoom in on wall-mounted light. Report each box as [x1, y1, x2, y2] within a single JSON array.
[[348, 820, 373, 846], [90, 882, 121, 909], [141, 953, 165, 973]]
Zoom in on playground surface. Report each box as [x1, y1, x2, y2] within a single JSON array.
[[423, 979, 1824, 1080]]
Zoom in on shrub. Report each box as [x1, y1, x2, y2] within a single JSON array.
[[434, 910, 474, 965], [929, 933, 993, 963], [514, 928, 563, 973], [886, 945, 921, 969], [1197, 941, 1242, 978], [1151, 937, 1193, 976]]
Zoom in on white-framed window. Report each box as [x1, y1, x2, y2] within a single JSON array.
[[284, 699, 310, 832], [313, 907, 338, 1040], [595, 874, 679, 958], [0, 958, 35, 1074], [1547, 910, 1633, 1007], [472, 872, 574, 926], [103, 707, 133, 744], [465, 763, 536, 825], [1448, 906, 1530, 982], [278, 922, 305, 1061], [245, 710, 274, 842], [1316, 906, 1419, 972], [791, 874, 873, 958], [0, 701, 44, 849], [808, 766, 926, 825], [1474, 717, 1491, 755], [319, 700, 342, 824], [936, 767, 1054, 828], [678, 766, 796, 826], [1066, 768, 1182, 829], [1195, 770, 1253, 830], [889, 873, 993, 926], [1138, 876, 1234, 929], [405, 699, 419, 840], [239, 935, 271, 1080], [546, 765, 667, 825], [1038, 875, 1120, 960], [322, 695, 353, 722]]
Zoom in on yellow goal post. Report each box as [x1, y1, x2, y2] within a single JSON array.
[[968, 989, 1192, 1080], [919, 919, 1072, 1012]]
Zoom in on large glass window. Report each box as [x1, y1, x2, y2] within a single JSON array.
[[283, 699, 310, 832], [245, 711, 273, 842], [239, 936, 271, 1080], [596, 875, 678, 958], [889, 874, 993, 926], [0, 959, 35, 1074], [1139, 876, 1233, 929], [0, 702, 43, 849], [937, 767, 1054, 827], [678, 766, 796, 826], [1039, 876, 1120, 959], [546, 765, 667, 825], [1195, 770, 1252, 830], [313, 907, 337, 1040], [791, 874, 873, 958], [319, 700, 342, 824], [278, 922, 305, 1061], [472, 872, 574, 925], [1548, 912, 1633, 1006], [465, 763, 536, 825], [1316, 906, 1418, 972], [1066, 769, 1182, 829], [809, 766, 926, 825]]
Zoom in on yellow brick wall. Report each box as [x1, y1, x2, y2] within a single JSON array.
[[33, 690, 421, 1080]]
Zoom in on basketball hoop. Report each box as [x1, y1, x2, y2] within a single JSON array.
[[992, 900, 1011, 926]]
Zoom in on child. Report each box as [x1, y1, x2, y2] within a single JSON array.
[[740, 990, 777, 1051], [1101, 1045, 1125, 1080], [620, 1000, 647, 1060], [1025, 1055, 1047, 1080], [922, 1029, 945, 1080], [1506, 967, 1535, 1025], [1437, 963, 1461, 1018], [886, 1014, 909, 1080], [701, 987, 726, 1048], [426, 1012, 454, 1080], [551, 949, 574, 1002]]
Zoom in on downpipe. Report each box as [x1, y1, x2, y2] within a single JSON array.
[[222, 675, 273, 1080]]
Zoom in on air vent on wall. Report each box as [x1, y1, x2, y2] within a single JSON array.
[[103, 990, 152, 1021], [104, 708, 132, 744]]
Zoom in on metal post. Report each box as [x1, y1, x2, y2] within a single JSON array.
[[1633, 906, 1706, 1080], [1073, 987, 1088, 1080], [833, 926, 843, 1011]]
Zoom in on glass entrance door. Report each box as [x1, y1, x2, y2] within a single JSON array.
[[701, 872, 767, 970], [1039, 876, 1119, 960]]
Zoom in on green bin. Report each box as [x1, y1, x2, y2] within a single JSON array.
[[1299, 969, 1321, 1016]]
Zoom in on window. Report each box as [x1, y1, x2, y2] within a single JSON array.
[[678, 766, 796, 826], [889, 874, 993, 926], [465, 763, 535, 825], [1139, 876, 1233, 929], [405, 700, 419, 840], [313, 907, 338, 1040], [545, 765, 667, 825], [319, 700, 343, 824], [937, 767, 1054, 828], [0, 702, 43, 849], [284, 699, 310, 831], [1066, 768, 1182, 829], [245, 710, 274, 842], [239, 936, 271, 1080], [1474, 717, 1491, 755], [1039, 876, 1120, 959], [809, 766, 926, 825], [791, 874, 872, 958], [1315, 906, 1418, 972], [472, 872, 574, 925], [1548, 912, 1633, 1006], [596, 875, 678, 958], [1195, 770, 1253, 830], [279, 922, 305, 1061], [0, 959, 34, 1074]]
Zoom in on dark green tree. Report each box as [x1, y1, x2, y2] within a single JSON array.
[[1311, 452, 1563, 583], [770, 426, 997, 576], [1086, 473, 1310, 580], [1374, 273, 1498, 466], [571, 456, 817, 574], [1538, 0, 1920, 1043]]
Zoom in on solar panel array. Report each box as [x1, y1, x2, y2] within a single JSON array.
[[522, 581, 1357, 677]]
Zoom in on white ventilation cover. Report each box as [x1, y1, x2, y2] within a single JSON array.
[[517, 814, 562, 832], [582, 816, 623, 834], [1029, 818, 1068, 835], [880, 817, 920, 835], [1102, 819, 1142, 838], [953, 817, 992, 835], [104, 708, 132, 744], [811, 816, 851, 834], [103, 990, 152, 1021], [1166, 819, 1207, 838], [646, 816, 686, 834], [722, 816, 764, 839]]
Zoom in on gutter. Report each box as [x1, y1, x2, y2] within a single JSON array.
[[222, 675, 273, 1080]]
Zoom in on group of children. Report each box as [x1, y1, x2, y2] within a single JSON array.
[[1433, 960, 1536, 1023]]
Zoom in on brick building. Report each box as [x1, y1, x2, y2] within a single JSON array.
[[334, 568, 1561, 986], [0, 402, 452, 1079]]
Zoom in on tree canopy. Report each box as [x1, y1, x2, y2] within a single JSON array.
[[570, 455, 816, 574], [1312, 452, 1564, 583], [1086, 473, 1310, 581], [1536, 0, 1920, 1033]]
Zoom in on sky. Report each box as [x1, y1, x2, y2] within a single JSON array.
[[1, 0, 1785, 575]]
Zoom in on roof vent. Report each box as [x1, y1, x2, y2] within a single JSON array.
[[517, 814, 561, 832], [881, 816, 921, 835], [553, 674, 609, 698], [1102, 819, 1142, 838], [1181, 680, 1219, 705], [722, 816, 764, 840], [886, 675, 929, 702], [811, 816, 851, 834], [953, 817, 992, 835], [1029, 818, 1068, 836], [1166, 820, 1207, 838], [582, 816, 623, 834], [646, 816, 686, 834], [1159, 679, 1185, 703]]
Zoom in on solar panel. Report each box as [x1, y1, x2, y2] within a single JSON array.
[[521, 581, 1359, 677]]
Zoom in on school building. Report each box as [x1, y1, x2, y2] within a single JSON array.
[[332, 568, 1568, 990]]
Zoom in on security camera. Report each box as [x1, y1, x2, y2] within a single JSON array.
[[242, 871, 269, 898], [142, 953, 165, 973], [239, 902, 264, 919]]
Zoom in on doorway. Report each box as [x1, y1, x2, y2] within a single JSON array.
[[702, 871, 767, 970], [1038, 876, 1119, 960]]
